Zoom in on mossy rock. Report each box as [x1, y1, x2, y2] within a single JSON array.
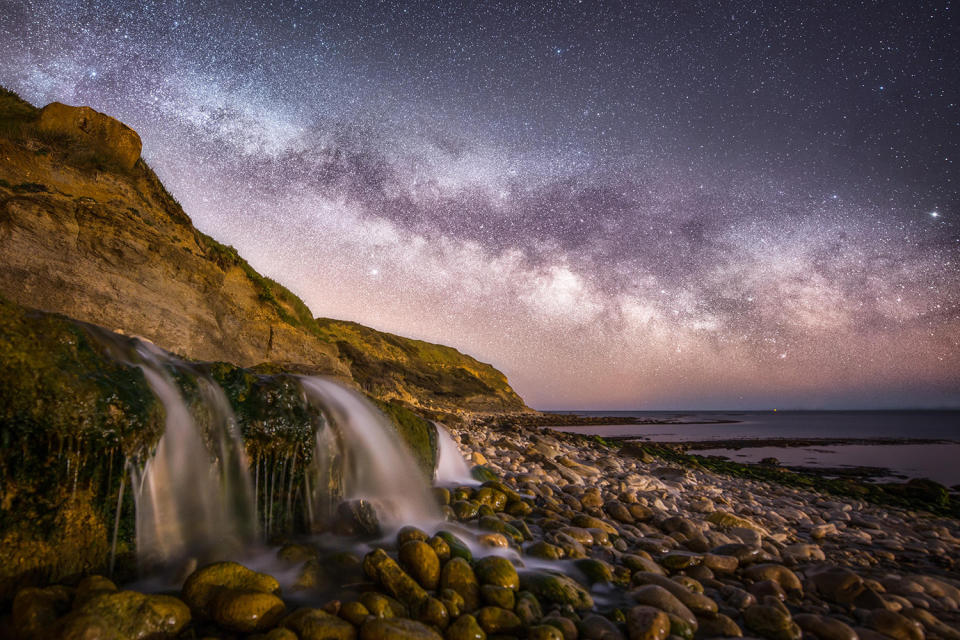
[[446, 614, 486, 640], [181, 561, 280, 614], [209, 587, 286, 633], [518, 571, 593, 610], [399, 540, 442, 590], [435, 530, 473, 562], [440, 557, 481, 612], [59, 590, 191, 640], [473, 556, 519, 590], [363, 548, 429, 608], [360, 617, 443, 640], [283, 607, 358, 640], [471, 466, 499, 483]]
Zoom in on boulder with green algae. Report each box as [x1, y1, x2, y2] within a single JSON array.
[[340, 601, 372, 626], [528, 624, 566, 640], [471, 466, 499, 483], [364, 548, 429, 607], [518, 571, 594, 610], [446, 614, 487, 640], [181, 561, 280, 615], [435, 530, 473, 562], [440, 557, 481, 612], [477, 516, 524, 544], [283, 607, 358, 640], [439, 588, 465, 619], [706, 510, 768, 534], [429, 535, 452, 563], [58, 590, 191, 640], [474, 606, 523, 634], [514, 591, 543, 626], [480, 584, 515, 609], [360, 591, 408, 618], [416, 596, 451, 629], [361, 617, 443, 640], [208, 587, 286, 633], [473, 556, 519, 590], [400, 540, 442, 590]]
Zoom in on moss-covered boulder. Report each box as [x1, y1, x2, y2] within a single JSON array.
[[181, 561, 280, 615], [518, 571, 593, 610], [363, 548, 429, 608], [283, 607, 358, 640], [58, 590, 191, 640], [440, 557, 481, 612], [473, 556, 519, 590]]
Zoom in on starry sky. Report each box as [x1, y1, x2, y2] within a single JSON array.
[[2, 0, 959, 409]]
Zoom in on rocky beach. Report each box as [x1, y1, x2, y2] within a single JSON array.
[[6, 415, 960, 639]]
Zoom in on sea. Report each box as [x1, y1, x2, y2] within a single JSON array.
[[549, 410, 960, 486]]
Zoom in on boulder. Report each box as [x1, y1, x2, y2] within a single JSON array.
[[38, 102, 142, 169]]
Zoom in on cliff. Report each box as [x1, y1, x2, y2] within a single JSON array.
[[0, 88, 528, 414]]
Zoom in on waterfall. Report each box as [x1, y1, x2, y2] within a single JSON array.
[[131, 346, 256, 568], [300, 377, 440, 530], [434, 423, 480, 486]]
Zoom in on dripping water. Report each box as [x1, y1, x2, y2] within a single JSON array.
[[434, 423, 479, 486]]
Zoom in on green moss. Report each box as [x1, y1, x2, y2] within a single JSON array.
[[374, 399, 438, 477]]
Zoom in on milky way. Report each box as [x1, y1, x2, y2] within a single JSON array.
[[2, 0, 958, 408]]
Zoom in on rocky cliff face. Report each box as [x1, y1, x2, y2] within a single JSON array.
[[0, 88, 528, 413]]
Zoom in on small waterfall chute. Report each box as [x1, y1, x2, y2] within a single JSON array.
[[300, 377, 440, 531], [130, 345, 257, 568], [434, 423, 480, 486]]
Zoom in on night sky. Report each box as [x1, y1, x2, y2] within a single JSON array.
[[2, 1, 958, 409]]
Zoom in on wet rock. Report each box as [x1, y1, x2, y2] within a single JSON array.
[[604, 501, 635, 523], [436, 530, 474, 562], [12, 585, 73, 638], [336, 499, 383, 536], [743, 564, 802, 596], [627, 605, 670, 640], [793, 613, 857, 640], [341, 601, 372, 626], [542, 614, 580, 640], [429, 536, 453, 563], [707, 511, 767, 534], [60, 590, 191, 640], [440, 589, 466, 618], [579, 613, 625, 640], [440, 557, 481, 611], [621, 554, 666, 576], [529, 624, 567, 640], [209, 587, 286, 633], [480, 584, 515, 609], [474, 555, 520, 590], [454, 500, 481, 520], [749, 579, 787, 602], [360, 591, 408, 618], [446, 614, 487, 640], [629, 585, 697, 629], [900, 608, 960, 640], [364, 548, 429, 607], [417, 597, 451, 629], [809, 566, 865, 604], [695, 612, 742, 638], [520, 571, 594, 610], [73, 575, 118, 607], [527, 541, 565, 560], [182, 561, 280, 614], [630, 573, 717, 616], [743, 602, 800, 640], [659, 551, 702, 571], [400, 540, 442, 590], [865, 610, 924, 640], [283, 608, 358, 640], [475, 606, 523, 634], [361, 617, 443, 640], [573, 558, 614, 586], [515, 590, 544, 626], [399, 526, 431, 546]]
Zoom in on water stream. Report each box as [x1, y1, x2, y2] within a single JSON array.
[[434, 422, 479, 486]]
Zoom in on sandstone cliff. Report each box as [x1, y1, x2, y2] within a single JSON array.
[[0, 88, 528, 413]]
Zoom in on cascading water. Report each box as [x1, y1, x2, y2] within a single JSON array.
[[131, 345, 257, 568], [300, 377, 440, 530], [434, 423, 480, 486]]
